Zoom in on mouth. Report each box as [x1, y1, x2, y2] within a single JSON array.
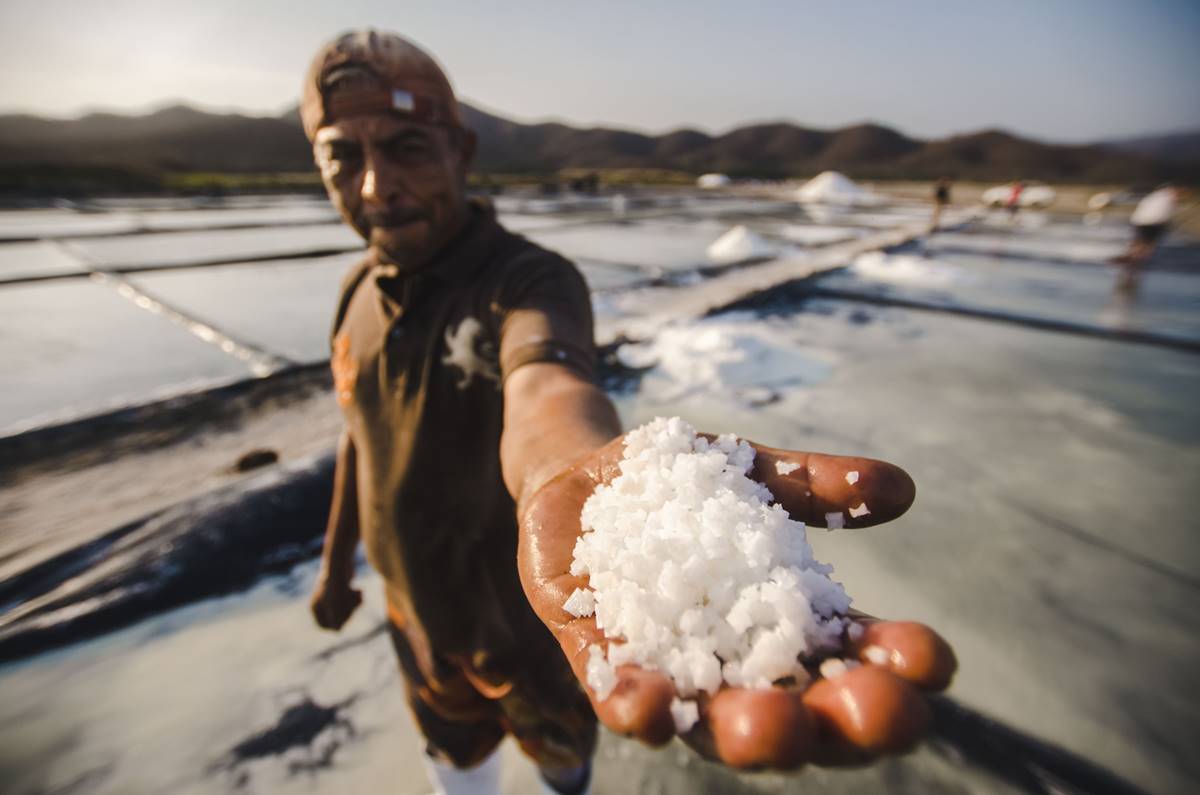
[[367, 213, 427, 230]]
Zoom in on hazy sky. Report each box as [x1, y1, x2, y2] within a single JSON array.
[[1, 0, 1198, 142]]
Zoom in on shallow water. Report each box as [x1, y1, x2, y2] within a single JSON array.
[[127, 253, 360, 365], [0, 278, 252, 434], [818, 244, 1200, 343], [68, 224, 362, 270]]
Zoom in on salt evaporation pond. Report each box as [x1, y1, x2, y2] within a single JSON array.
[[1, 191, 1198, 794], [0, 278, 253, 434], [127, 253, 360, 364], [68, 224, 362, 270]]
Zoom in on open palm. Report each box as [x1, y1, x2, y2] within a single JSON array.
[[518, 434, 956, 770]]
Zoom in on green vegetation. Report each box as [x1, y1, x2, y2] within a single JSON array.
[[161, 172, 323, 193]]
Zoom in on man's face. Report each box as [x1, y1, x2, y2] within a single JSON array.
[[314, 114, 475, 268]]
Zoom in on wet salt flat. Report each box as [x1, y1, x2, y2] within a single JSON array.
[[525, 221, 723, 271], [66, 223, 363, 270], [0, 208, 143, 241], [0, 240, 88, 281], [0, 277, 252, 433], [575, 258, 657, 292], [821, 245, 1200, 343], [1, 191, 1198, 794], [608, 299, 1200, 794], [0, 196, 341, 241], [929, 231, 1125, 264], [127, 253, 360, 364]]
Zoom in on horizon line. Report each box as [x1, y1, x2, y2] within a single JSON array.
[[1, 96, 1195, 147]]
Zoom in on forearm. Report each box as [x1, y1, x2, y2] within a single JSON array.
[[501, 364, 622, 516], [320, 429, 361, 580]]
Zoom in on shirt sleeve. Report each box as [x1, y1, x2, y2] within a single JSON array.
[[493, 248, 596, 384]]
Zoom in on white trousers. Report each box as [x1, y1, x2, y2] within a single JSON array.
[[420, 749, 591, 795]]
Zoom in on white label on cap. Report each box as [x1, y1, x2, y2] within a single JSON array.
[[391, 90, 415, 112]]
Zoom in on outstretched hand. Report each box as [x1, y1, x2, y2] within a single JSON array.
[[518, 434, 956, 770]]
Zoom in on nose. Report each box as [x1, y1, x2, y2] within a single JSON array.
[[360, 149, 400, 210], [361, 161, 385, 208]]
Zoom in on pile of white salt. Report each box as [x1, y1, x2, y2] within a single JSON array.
[[563, 417, 853, 732]]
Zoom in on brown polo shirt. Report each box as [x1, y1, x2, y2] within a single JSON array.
[[330, 199, 595, 683]]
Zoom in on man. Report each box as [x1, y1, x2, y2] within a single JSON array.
[[932, 177, 951, 228], [1006, 180, 1024, 221], [303, 30, 955, 795], [1114, 184, 1178, 296]]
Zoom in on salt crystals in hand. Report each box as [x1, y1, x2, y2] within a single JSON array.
[[565, 416, 851, 711]]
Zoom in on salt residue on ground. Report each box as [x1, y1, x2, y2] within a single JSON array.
[[796, 171, 886, 207], [851, 250, 963, 286], [616, 313, 834, 403]]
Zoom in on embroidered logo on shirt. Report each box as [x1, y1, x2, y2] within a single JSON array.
[[332, 332, 358, 407], [442, 317, 499, 390]]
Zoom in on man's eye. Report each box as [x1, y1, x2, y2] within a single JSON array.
[[386, 137, 434, 161], [329, 145, 362, 163]]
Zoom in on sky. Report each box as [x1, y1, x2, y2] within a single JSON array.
[[1, 0, 1198, 143]]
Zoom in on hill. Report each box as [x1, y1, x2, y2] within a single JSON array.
[[1, 102, 1195, 193], [1101, 129, 1200, 165]]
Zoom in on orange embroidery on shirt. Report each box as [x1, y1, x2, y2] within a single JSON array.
[[331, 332, 358, 408]]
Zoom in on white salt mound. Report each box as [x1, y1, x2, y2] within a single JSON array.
[[795, 170, 884, 207], [697, 173, 732, 189], [569, 417, 851, 704], [706, 224, 778, 265]]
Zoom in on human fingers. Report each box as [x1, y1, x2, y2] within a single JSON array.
[[750, 445, 916, 529], [594, 665, 678, 747], [802, 666, 930, 759], [850, 620, 957, 691], [557, 620, 677, 747], [702, 687, 816, 770]]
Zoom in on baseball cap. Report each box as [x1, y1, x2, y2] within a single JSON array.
[[300, 29, 463, 141]]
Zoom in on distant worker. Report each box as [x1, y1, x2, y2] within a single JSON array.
[[1006, 180, 1024, 221], [931, 178, 951, 228], [1114, 184, 1179, 296]]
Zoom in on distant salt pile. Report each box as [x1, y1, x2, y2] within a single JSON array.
[[795, 170, 885, 207], [565, 417, 851, 730], [697, 173, 732, 189], [706, 224, 778, 264]]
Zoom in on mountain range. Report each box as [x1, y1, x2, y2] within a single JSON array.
[[1, 102, 1196, 190]]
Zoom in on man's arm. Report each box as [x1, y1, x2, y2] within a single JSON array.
[[500, 362, 621, 517], [311, 429, 363, 630]]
